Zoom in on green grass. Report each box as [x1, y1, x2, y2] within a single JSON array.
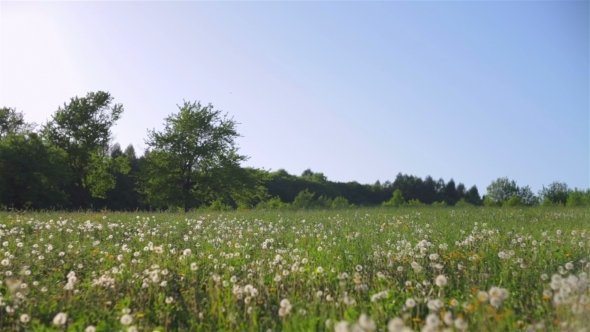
[[0, 207, 588, 331]]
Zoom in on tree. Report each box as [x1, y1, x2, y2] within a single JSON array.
[[139, 100, 253, 211], [485, 177, 519, 206], [292, 189, 315, 209], [538, 182, 570, 205], [0, 132, 71, 209], [43, 91, 128, 207], [0, 107, 34, 138], [517, 185, 538, 206], [464, 185, 482, 205], [443, 179, 459, 206], [383, 189, 404, 207]]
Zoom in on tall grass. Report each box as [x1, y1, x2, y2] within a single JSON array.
[[0, 207, 587, 331]]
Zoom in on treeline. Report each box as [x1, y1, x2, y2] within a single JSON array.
[[1, 91, 588, 211]]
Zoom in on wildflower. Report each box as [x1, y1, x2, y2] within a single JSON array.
[[425, 313, 440, 326], [334, 321, 349, 332], [85, 326, 96, 332], [454, 318, 468, 330], [358, 313, 376, 331], [477, 291, 489, 303], [427, 299, 443, 311], [490, 297, 502, 307], [435, 275, 447, 287], [52, 312, 67, 326], [165, 297, 174, 304], [120, 314, 133, 325], [387, 318, 406, 332], [20, 314, 30, 323], [405, 298, 416, 308]]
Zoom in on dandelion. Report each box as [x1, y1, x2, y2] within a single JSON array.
[[120, 314, 133, 325], [477, 291, 489, 303], [334, 321, 349, 332], [405, 298, 416, 308], [454, 318, 468, 330], [20, 314, 30, 323], [427, 299, 443, 311], [165, 296, 174, 304], [52, 312, 67, 326], [358, 314, 376, 331], [387, 318, 406, 332], [435, 275, 447, 287], [85, 326, 96, 332], [425, 313, 440, 326]]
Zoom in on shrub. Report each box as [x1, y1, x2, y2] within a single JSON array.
[[256, 197, 289, 210], [383, 189, 404, 207], [404, 199, 425, 207], [455, 198, 474, 207], [566, 191, 587, 207], [332, 196, 351, 209], [503, 195, 523, 207]]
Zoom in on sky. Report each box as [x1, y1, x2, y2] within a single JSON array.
[[1, 0, 588, 194]]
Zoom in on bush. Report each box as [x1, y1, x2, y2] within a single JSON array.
[[540, 197, 561, 207], [503, 195, 524, 207], [256, 197, 290, 210], [566, 191, 587, 207], [292, 189, 315, 209], [455, 198, 473, 207], [332, 196, 351, 209], [404, 199, 425, 207], [431, 201, 447, 207], [209, 198, 234, 211], [383, 189, 404, 207], [315, 195, 333, 209]]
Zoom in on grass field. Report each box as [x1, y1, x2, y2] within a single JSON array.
[[0, 207, 588, 331]]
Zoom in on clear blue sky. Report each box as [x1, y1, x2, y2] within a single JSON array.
[[1, 1, 588, 194]]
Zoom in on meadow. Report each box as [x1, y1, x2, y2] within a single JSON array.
[[0, 207, 588, 331]]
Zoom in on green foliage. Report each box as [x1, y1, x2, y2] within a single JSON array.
[[0, 107, 33, 138], [566, 190, 589, 207], [208, 198, 234, 211], [0, 132, 71, 209], [292, 189, 316, 209], [455, 198, 474, 207], [315, 195, 333, 209], [431, 201, 448, 207], [540, 197, 561, 207], [256, 197, 290, 210], [486, 177, 538, 206], [43, 91, 125, 207], [503, 195, 524, 207], [332, 196, 352, 209], [383, 189, 404, 207], [483, 195, 500, 207], [139, 100, 255, 211], [486, 177, 519, 206], [404, 199, 425, 207], [539, 181, 570, 205]]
